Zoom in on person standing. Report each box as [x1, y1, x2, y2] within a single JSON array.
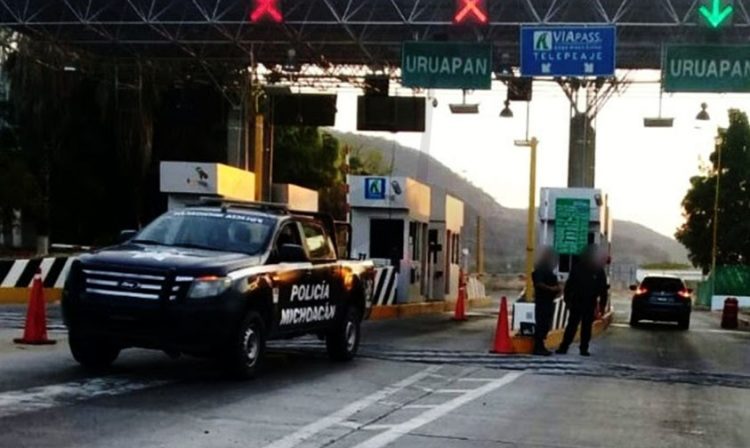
[[532, 247, 561, 356], [556, 245, 608, 357]]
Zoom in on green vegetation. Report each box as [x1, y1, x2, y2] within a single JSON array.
[[676, 109, 750, 272]]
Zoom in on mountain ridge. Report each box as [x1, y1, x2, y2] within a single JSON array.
[[332, 130, 689, 271]]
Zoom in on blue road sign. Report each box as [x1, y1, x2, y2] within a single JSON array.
[[364, 177, 386, 200], [520, 25, 616, 77]]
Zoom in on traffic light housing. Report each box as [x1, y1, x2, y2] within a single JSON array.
[[507, 77, 533, 102], [250, 0, 283, 23], [453, 0, 488, 25]]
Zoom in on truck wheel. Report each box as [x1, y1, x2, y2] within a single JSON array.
[[678, 316, 690, 331], [629, 312, 640, 327], [326, 306, 361, 362], [225, 311, 266, 379], [69, 330, 120, 370]]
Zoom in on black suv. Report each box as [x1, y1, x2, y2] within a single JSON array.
[[62, 202, 375, 378], [629, 276, 692, 330]]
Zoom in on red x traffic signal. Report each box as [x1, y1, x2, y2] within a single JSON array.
[[454, 0, 488, 25], [250, 0, 283, 23]]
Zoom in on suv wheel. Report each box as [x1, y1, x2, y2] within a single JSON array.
[[69, 329, 120, 369], [326, 306, 361, 362], [225, 311, 266, 379]]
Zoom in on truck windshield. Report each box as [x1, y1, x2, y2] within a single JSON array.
[[134, 210, 276, 255]]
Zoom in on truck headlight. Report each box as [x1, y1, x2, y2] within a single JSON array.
[[188, 276, 232, 299]]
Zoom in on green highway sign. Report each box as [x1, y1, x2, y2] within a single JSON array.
[[401, 42, 492, 90], [554, 198, 590, 256], [698, 0, 734, 28], [663, 45, 750, 93]]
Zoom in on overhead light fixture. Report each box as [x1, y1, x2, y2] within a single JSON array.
[[500, 99, 513, 118], [696, 102, 710, 121], [644, 88, 674, 128], [644, 117, 674, 128], [283, 48, 300, 72], [449, 90, 479, 114]]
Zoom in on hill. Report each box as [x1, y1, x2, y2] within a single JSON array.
[[332, 131, 689, 272]]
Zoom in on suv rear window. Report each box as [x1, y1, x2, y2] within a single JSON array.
[[641, 277, 684, 292]]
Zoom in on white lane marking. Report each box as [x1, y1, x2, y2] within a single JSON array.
[[1, 260, 28, 287], [402, 404, 437, 410], [0, 376, 170, 418], [351, 371, 525, 448], [262, 366, 442, 448], [456, 378, 495, 383], [434, 389, 473, 394]]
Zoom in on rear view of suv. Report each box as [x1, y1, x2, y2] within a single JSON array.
[[630, 276, 692, 330]]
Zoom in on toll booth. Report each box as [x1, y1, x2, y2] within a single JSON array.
[[348, 175, 431, 303], [537, 187, 613, 279], [427, 192, 465, 301], [160, 161, 255, 210], [272, 183, 319, 212]]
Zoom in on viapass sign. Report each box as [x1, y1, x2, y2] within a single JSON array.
[[520, 25, 616, 77]]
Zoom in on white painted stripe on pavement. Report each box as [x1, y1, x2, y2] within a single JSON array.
[[1, 260, 28, 287], [351, 371, 525, 448], [262, 365, 442, 448], [0, 376, 170, 418]]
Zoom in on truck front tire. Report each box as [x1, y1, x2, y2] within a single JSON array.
[[225, 311, 266, 379], [69, 330, 120, 370], [326, 306, 361, 362]]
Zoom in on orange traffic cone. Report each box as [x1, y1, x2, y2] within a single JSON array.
[[14, 268, 56, 345], [452, 269, 467, 321], [490, 296, 513, 354]]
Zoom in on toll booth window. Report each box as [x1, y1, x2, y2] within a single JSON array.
[[409, 222, 421, 261], [452, 234, 460, 264], [302, 222, 336, 261], [370, 219, 404, 265]]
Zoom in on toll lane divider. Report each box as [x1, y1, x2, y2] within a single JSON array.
[[0, 257, 72, 304]]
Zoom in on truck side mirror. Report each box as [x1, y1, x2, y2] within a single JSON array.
[[118, 230, 137, 243], [279, 244, 309, 263]]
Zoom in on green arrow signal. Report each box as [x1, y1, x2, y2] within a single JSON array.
[[699, 0, 733, 28]]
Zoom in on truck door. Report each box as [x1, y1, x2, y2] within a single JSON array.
[[299, 220, 340, 331], [272, 221, 311, 334]]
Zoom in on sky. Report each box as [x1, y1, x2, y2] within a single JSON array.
[[331, 70, 750, 238]]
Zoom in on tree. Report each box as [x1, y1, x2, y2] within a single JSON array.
[[676, 109, 750, 272]]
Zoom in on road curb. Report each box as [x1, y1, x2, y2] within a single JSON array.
[[369, 297, 491, 320], [509, 311, 615, 354]]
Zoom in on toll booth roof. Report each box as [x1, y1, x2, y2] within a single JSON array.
[[348, 175, 431, 222]]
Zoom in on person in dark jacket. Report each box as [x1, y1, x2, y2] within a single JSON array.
[[532, 246, 561, 356], [556, 244, 608, 356]]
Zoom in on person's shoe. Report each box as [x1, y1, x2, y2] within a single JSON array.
[[555, 347, 568, 355], [580, 350, 591, 357], [533, 348, 553, 356]]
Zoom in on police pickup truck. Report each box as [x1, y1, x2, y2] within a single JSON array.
[[62, 201, 375, 378]]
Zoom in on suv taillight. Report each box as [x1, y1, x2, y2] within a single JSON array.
[[635, 287, 648, 296], [678, 289, 691, 300]]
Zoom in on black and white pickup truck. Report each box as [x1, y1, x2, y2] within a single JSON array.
[[62, 201, 375, 378]]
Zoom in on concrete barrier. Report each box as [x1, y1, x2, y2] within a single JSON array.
[[0, 257, 73, 304]]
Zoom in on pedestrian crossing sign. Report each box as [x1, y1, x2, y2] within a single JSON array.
[[365, 177, 386, 200]]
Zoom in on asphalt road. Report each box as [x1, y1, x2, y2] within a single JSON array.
[[0, 297, 748, 448]]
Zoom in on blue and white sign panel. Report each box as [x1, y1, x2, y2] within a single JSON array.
[[364, 177, 386, 200], [520, 25, 616, 77]]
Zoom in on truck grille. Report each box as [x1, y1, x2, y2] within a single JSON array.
[[82, 267, 193, 301]]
